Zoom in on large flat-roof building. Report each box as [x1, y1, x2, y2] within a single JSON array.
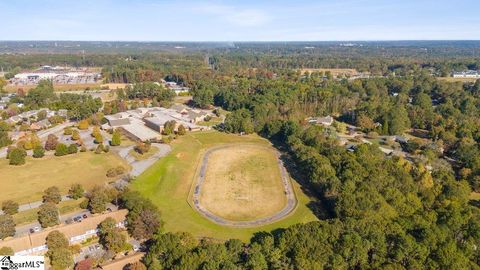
[[102, 105, 214, 141]]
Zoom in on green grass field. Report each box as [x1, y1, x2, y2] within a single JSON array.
[[131, 131, 318, 241], [0, 152, 130, 204], [13, 199, 85, 225], [129, 146, 159, 161]]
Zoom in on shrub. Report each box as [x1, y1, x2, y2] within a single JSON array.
[[94, 133, 103, 144], [80, 146, 87, 152], [95, 144, 104, 154], [103, 145, 110, 153], [43, 186, 62, 204], [106, 168, 117, 178], [72, 130, 80, 140], [78, 119, 89, 130], [161, 136, 172, 144], [177, 125, 186, 135], [106, 166, 126, 178], [110, 130, 121, 146], [1, 200, 19, 215], [64, 127, 73, 135], [134, 142, 151, 154], [44, 134, 59, 151], [9, 147, 26, 165], [33, 145, 45, 158], [68, 184, 84, 200], [55, 143, 68, 156], [67, 144, 78, 154]]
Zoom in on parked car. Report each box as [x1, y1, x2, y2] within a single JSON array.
[[73, 216, 83, 222], [107, 208, 112, 212], [30, 226, 40, 233], [65, 218, 74, 224], [82, 214, 88, 219]]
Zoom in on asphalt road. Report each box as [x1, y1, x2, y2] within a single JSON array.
[[15, 203, 118, 237], [117, 143, 171, 177]]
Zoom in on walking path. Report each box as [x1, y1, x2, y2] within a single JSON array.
[[192, 145, 297, 227], [0, 195, 71, 215]]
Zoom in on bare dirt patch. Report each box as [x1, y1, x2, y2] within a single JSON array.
[[199, 145, 286, 221]]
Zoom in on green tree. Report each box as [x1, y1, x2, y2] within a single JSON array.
[[54, 143, 68, 156], [388, 105, 411, 135], [177, 124, 186, 135], [37, 203, 59, 228], [46, 231, 73, 270], [110, 130, 122, 146], [33, 145, 45, 158], [86, 186, 111, 213], [71, 130, 80, 140], [0, 215, 15, 240], [8, 147, 26, 165], [43, 186, 62, 204], [67, 144, 78, 154], [78, 119, 89, 130], [1, 200, 19, 215], [98, 217, 127, 253], [163, 120, 176, 135], [68, 184, 84, 200], [121, 192, 163, 240]]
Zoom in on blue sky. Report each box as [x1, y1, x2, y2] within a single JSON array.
[[0, 0, 479, 41]]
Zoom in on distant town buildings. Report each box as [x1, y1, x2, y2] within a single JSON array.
[[9, 66, 101, 86], [452, 70, 480, 78]]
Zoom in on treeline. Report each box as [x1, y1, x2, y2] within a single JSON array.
[[138, 74, 480, 269], [189, 73, 480, 192], [8, 80, 102, 120], [142, 124, 480, 269]]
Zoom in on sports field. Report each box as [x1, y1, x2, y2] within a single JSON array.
[[200, 145, 286, 221], [131, 131, 318, 241], [0, 152, 129, 203]]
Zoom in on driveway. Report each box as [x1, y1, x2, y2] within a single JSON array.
[[116, 143, 171, 177]]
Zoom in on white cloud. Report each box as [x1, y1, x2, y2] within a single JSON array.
[[192, 3, 271, 27]]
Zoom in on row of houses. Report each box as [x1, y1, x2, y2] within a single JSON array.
[[103, 104, 212, 141], [452, 70, 480, 78], [0, 210, 127, 256], [160, 80, 190, 95], [6, 108, 68, 125]]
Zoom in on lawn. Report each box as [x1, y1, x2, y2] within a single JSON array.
[[0, 152, 130, 204], [200, 144, 286, 221], [129, 146, 159, 161], [13, 199, 85, 225], [437, 77, 478, 83], [131, 131, 318, 241], [198, 116, 223, 127]]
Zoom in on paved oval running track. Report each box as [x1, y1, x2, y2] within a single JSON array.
[[191, 144, 297, 227]]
